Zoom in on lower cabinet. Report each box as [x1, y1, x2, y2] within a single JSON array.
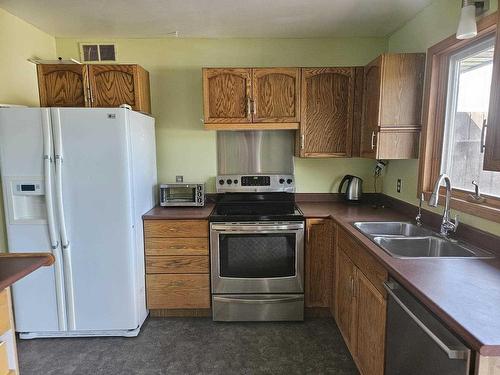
[[146, 274, 210, 309], [0, 289, 18, 374], [335, 227, 388, 375], [335, 249, 357, 349], [144, 219, 211, 315], [355, 271, 386, 375], [305, 218, 335, 308]]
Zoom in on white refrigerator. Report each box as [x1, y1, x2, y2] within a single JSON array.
[[0, 107, 157, 338]]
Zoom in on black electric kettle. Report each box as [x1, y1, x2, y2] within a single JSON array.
[[338, 175, 363, 202]]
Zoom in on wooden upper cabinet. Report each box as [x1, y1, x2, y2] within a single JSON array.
[[36, 64, 151, 114], [202, 68, 252, 124], [252, 68, 300, 123], [355, 271, 386, 375], [305, 218, 334, 308], [360, 53, 425, 159], [360, 58, 382, 158], [379, 54, 425, 127], [202, 67, 300, 130], [37, 64, 88, 107], [299, 68, 355, 157], [87, 64, 151, 113]]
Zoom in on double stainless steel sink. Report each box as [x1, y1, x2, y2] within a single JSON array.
[[353, 222, 493, 259]]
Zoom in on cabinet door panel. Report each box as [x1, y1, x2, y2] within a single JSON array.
[[300, 68, 355, 157], [146, 274, 210, 309], [88, 65, 136, 109], [335, 249, 357, 352], [360, 57, 382, 158], [37, 64, 88, 107], [203, 68, 252, 123], [356, 272, 386, 375], [484, 14, 500, 171], [305, 219, 334, 308], [377, 129, 420, 160], [380, 54, 425, 127], [146, 256, 209, 274], [252, 68, 300, 123], [144, 220, 208, 238]]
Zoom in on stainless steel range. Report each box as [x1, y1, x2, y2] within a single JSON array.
[[210, 174, 305, 322]]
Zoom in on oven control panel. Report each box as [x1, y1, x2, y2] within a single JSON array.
[[216, 174, 295, 193]]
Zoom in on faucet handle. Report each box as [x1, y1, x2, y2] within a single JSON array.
[[416, 192, 424, 226], [453, 214, 459, 232]]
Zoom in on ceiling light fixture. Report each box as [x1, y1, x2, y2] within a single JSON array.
[[456, 0, 490, 40]]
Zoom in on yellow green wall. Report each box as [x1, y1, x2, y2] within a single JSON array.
[[55, 37, 387, 193], [3, 0, 499, 250], [0, 8, 56, 251], [385, 0, 500, 235]]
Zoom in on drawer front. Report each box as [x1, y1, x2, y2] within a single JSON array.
[[146, 256, 209, 274], [338, 227, 387, 295], [0, 290, 10, 336], [0, 341, 8, 375], [145, 237, 208, 256], [146, 274, 210, 309], [144, 220, 208, 238]]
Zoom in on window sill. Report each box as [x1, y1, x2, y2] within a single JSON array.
[[422, 191, 500, 224]]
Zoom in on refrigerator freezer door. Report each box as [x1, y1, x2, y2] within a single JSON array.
[[54, 108, 138, 331], [0, 108, 65, 332]]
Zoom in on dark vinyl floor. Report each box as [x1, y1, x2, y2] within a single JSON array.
[[18, 318, 359, 375]]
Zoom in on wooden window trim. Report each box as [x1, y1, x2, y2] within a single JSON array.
[[418, 12, 500, 224]]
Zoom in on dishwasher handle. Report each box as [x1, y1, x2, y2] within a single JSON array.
[[384, 281, 470, 360]]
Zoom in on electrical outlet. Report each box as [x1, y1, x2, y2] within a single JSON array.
[[397, 179, 402, 193], [176, 175, 183, 183]]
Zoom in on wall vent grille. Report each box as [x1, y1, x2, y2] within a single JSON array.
[[80, 43, 116, 62]]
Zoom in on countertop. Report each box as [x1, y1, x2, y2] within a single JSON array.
[[0, 253, 55, 290], [298, 201, 500, 356], [142, 200, 500, 355], [143, 203, 215, 220]]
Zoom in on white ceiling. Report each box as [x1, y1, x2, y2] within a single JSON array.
[[0, 0, 435, 38]]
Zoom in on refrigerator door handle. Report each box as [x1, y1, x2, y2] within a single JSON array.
[[42, 109, 68, 331], [51, 108, 76, 330]]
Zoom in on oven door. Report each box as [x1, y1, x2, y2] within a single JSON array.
[[210, 222, 304, 294]]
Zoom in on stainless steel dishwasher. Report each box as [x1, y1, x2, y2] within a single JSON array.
[[384, 279, 471, 375]]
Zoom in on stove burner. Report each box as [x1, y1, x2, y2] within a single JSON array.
[[209, 192, 303, 222]]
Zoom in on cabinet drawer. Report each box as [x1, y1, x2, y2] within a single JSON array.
[[146, 274, 210, 309], [0, 341, 8, 375], [144, 220, 208, 238], [145, 237, 208, 256], [146, 256, 209, 274], [338, 227, 388, 295], [0, 290, 10, 336]]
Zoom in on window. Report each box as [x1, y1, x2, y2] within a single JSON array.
[[419, 13, 500, 223], [441, 36, 498, 196]]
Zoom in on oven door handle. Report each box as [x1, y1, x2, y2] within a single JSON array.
[[211, 223, 304, 231], [213, 295, 303, 304]]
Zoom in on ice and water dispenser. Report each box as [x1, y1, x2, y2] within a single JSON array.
[[4, 177, 46, 224]]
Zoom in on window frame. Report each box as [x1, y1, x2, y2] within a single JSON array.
[[418, 12, 500, 223]]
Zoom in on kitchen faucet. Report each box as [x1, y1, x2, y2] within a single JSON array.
[[428, 174, 459, 237]]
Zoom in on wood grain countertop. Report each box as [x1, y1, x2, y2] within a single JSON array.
[[298, 201, 500, 356], [0, 253, 55, 290], [143, 203, 215, 220]]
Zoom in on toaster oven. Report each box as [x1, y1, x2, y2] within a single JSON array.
[[160, 183, 205, 207]]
